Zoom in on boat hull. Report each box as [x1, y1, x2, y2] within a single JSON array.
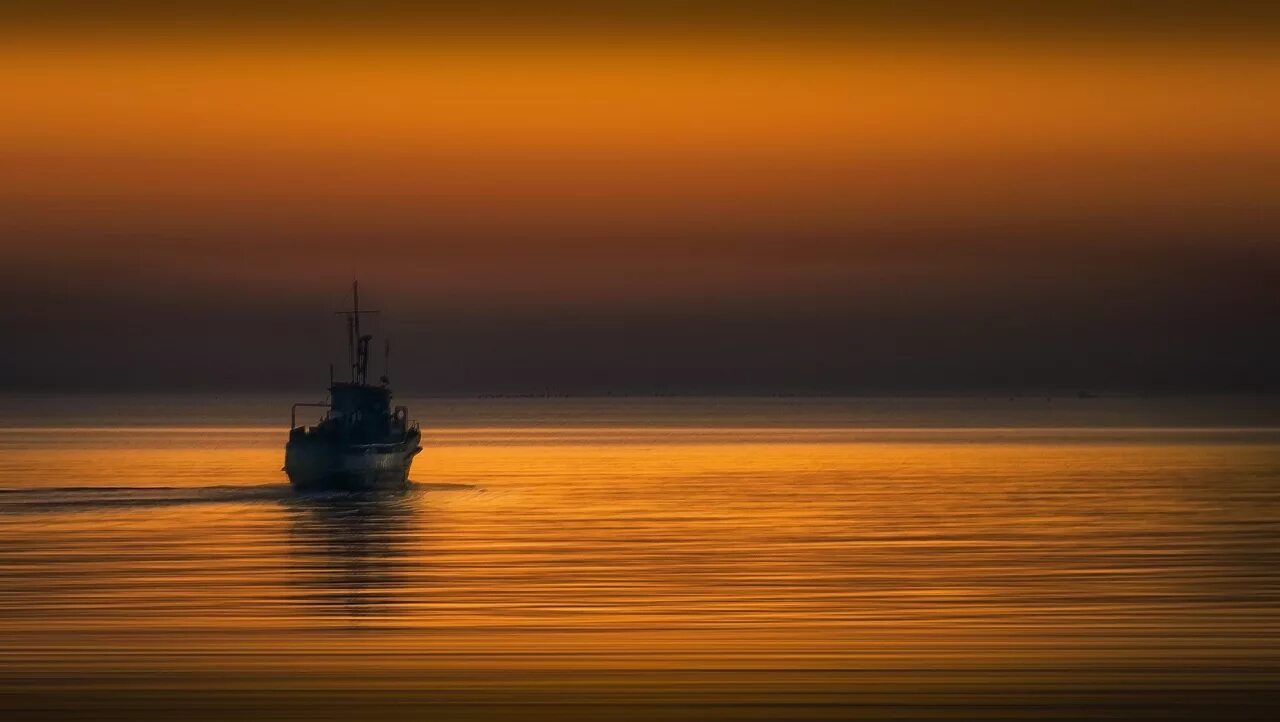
[[285, 438, 421, 491]]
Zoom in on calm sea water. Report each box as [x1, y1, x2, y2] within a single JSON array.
[[1, 395, 1279, 720]]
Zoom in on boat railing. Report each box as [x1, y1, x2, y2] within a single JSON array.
[[291, 402, 330, 429]]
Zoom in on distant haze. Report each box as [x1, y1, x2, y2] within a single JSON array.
[[1, 4, 1277, 394]]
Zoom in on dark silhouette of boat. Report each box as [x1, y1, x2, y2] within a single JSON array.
[[285, 282, 422, 491]]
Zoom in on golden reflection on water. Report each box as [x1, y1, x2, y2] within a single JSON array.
[[1, 425, 1279, 719]]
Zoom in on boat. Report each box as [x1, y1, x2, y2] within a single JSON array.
[[285, 282, 422, 491]]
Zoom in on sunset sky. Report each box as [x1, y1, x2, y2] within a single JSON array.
[[1, 4, 1277, 393]]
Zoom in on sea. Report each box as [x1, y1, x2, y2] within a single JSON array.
[[1, 394, 1278, 720]]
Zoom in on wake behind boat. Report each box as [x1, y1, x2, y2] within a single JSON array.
[[285, 282, 422, 491]]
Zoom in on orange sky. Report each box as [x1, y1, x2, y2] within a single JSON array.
[[1, 14, 1278, 391], [4, 37, 1277, 253], [3, 33, 1278, 285]]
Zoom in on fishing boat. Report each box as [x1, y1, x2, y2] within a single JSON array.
[[285, 282, 422, 490]]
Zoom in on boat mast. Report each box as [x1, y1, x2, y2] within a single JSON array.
[[335, 280, 378, 385], [353, 281, 361, 347], [351, 281, 360, 382], [383, 338, 391, 386], [346, 315, 356, 382]]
